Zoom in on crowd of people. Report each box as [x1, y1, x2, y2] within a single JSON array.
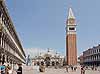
[[0, 63, 22, 74], [65, 65, 100, 74], [65, 65, 77, 72]]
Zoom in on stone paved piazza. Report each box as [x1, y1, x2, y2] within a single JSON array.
[[22, 66, 100, 74]]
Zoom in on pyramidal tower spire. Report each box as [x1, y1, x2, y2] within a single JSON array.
[[68, 8, 75, 19]]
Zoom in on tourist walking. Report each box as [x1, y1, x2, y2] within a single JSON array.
[[7, 66, 13, 74], [39, 64, 45, 72], [66, 66, 68, 72], [17, 64, 22, 74], [71, 66, 73, 71], [0, 64, 6, 74], [14, 64, 18, 72], [74, 67, 77, 71], [81, 66, 85, 74]]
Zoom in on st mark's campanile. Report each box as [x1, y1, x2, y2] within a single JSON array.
[[66, 8, 77, 65]]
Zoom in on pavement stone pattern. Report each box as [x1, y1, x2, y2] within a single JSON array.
[[39, 68, 100, 74], [22, 66, 100, 74]]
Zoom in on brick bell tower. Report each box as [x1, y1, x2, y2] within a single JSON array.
[[66, 8, 77, 65]]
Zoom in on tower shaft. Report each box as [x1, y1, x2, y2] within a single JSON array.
[[66, 34, 77, 65], [66, 8, 77, 65]]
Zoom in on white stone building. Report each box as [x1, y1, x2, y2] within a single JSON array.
[[32, 48, 64, 67]]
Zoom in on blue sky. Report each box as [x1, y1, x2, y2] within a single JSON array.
[[5, 0, 100, 56]]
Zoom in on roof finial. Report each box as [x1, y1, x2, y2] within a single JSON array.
[[68, 8, 75, 19]]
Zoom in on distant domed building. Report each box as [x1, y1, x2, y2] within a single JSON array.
[[32, 48, 64, 67]]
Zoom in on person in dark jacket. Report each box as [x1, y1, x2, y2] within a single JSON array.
[[17, 64, 22, 74]]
